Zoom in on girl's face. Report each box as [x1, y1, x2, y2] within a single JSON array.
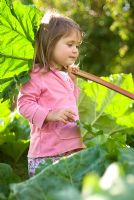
[[51, 30, 81, 70]]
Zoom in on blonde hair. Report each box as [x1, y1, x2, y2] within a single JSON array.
[[33, 10, 83, 71]]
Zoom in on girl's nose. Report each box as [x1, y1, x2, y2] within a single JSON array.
[[72, 46, 78, 54]]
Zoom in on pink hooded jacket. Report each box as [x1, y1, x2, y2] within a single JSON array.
[[17, 66, 85, 158]]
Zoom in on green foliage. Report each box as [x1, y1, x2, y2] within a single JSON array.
[[78, 73, 134, 136], [0, 73, 132, 199], [0, 102, 30, 162], [82, 163, 134, 200], [0, 1, 134, 199], [118, 148, 134, 175], [33, 0, 134, 75], [0, 163, 20, 199], [8, 147, 134, 200], [0, 0, 43, 103], [1, 0, 134, 103], [77, 74, 134, 159], [9, 147, 107, 200]]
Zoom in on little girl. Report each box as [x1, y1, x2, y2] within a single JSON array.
[[17, 11, 85, 177]]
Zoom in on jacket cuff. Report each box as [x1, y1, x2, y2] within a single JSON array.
[[32, 106, 50, 129]]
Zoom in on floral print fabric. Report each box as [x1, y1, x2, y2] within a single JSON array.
[[28, 156, 61, 177]]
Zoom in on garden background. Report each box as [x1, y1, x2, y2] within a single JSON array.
[[0, 0, 134, 199]]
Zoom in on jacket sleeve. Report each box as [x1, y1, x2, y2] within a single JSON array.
[[17, 73, 50, 129]]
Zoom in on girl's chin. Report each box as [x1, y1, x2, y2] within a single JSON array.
[[55, 61, 75, 69], [66, 61, 75, 66]]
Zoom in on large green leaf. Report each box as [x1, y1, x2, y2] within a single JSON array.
[[0, 138, 29, 162], [0, 108, 30, 161], [0, 101, 11, 133], [118, 147, 134, 175], [0, 0, 43, 102], [9, 147, 107, 200], [45, 186, 82, 200], [78, 74, 134, 136], [0, 1, 33, 61], [0, 163, 20, 199], [0, 0, 42, 60]]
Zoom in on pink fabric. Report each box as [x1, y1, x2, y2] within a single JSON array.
[[17, 65, 85, 158]]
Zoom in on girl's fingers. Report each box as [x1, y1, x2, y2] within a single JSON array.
[[68, 118, 75, 122], [71, 66, 79, 72], [65, 113, 75, 122], [60, 118, 68, 124], [62, 114, 74, 122], [62, 115, 68, 121], [61, 114, 75, 123], [65, 109, 76, 116], [57, 109, 77, 123]]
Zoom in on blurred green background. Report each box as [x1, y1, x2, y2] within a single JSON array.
[[0, 0, 134, 189], [15, 0, 134, 76]]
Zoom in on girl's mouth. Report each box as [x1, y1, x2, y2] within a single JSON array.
[[69, 57, 76, 59]]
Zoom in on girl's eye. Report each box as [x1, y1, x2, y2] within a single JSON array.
[[67, 43, 73, 47], [67, 44, 80, 48]]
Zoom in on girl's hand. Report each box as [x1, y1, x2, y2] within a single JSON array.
[[68, 65, 79, 83], [45, 108, 76, 124]]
